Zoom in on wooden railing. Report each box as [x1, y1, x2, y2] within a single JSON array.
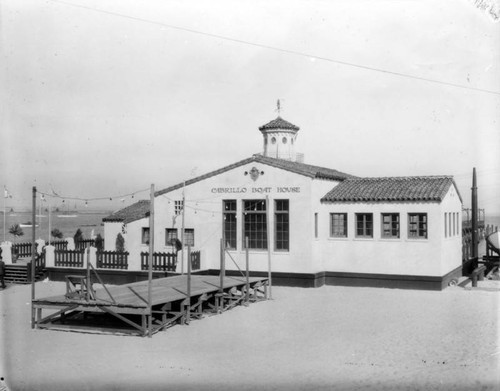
[[55, 250, 84, 268], [12, 242, 33, 257], [52, 240, 68, 251], [97, 251, 128, 269], [75, 239, 100, 251], [141, 252, 177, 272]]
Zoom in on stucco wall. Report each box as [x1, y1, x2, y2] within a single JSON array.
[[438, 184, 463, 275], [154, 162, 318, 273], [318, 201, 445, 276]]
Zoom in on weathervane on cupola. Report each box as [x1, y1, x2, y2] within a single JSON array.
[[259, 100, 300, 162]]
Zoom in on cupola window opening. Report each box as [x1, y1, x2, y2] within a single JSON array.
[[282, 137, 287, 144]]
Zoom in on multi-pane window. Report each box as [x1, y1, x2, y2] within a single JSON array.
[[382, 213, 399, 238], [184, 229, 195, 247], [409, 213, 427, 239], [356, 213, 373, 238], [275, 200, 289, 251], [141, 227, 150, 244], [174, 200, 183, 216], [330, 213, 347, 238], [165, 228, 177, 246], [243, 200, 267, 249], [223, 200, 237, 249]]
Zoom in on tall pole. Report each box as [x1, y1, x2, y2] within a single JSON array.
[[245, 236, 249, 304], [266, 196, 272, 299], [186, 245, 191, 324], [31, 186, 36, 329], [181, 182, 185, 275], [220, 238, 225, 293], [471, 167, 478, 269], [148, 183, 155, 338], [3, 188, 6, 243], [48, 201, 51, 246]]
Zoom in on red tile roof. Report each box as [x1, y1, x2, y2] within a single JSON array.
[[103, 200, 150, 224], [321, 176, 462, 203], [258, 116, 300, 131]]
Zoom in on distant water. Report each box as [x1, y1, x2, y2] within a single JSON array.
[[0, 212, 108, 243]]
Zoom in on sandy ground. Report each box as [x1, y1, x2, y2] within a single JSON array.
[[1, 280, 499, 391]]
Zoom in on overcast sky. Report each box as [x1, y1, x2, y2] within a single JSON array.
[[1, 0, 499, 215]]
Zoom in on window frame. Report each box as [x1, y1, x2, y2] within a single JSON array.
[[141, 227, 150, 245], [274, 199, 289, 251], [223, 200, 237, 250], [381, 213, 400, 239], [330, 213, 348, 238], [184, 228, 195, 247], [408, 213, 428, 239], [165, 228, 177, 246], [242, 199, 268, 250], [355, 213, 373, 238]]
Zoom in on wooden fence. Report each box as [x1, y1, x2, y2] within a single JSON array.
[[75, 239, 101, 251], [97, 251, 128, 269], [54, 250, 85, 268], [51, 240, 68, 251], [12, 242, 33, 257], [141, 252, 177, 272]]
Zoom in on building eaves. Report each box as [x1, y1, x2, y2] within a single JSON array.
[[321, 176, 462, 203], [102, 200, 150, 224]]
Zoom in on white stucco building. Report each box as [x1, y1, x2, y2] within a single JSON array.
[[103, 116, 463, 289]]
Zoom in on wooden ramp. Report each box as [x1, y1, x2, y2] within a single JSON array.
[[33, 275, 268, 336]]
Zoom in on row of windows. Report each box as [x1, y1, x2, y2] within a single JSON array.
[[325, 213, 428, 239], [141, 228, 194, 247], [224, 199, 289, 251], [444, 212, 460, 238]]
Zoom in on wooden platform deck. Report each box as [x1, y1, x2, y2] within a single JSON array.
[[32, 274, 268, 336]]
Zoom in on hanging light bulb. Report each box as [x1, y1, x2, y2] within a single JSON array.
[[85, 201, 88, 207]]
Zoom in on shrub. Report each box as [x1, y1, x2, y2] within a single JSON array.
[[115, 233, 125, 252], [94, 234, 104, 251], [51, 228, 63, 239], [74, 228, 84, 244]]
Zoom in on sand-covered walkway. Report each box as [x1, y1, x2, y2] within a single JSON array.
[[1, 281, 498, 390]]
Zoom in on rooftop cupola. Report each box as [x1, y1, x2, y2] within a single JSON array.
[[259, 115, 300, 161]]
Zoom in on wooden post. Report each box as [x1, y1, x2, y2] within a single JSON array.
[[220, 238, 225, 293], [186, 245, 191, 324], [266, 196, 272, 299], [245, 236, 249, 304], [31, 186, 36, 329], [471, 168, 478, 270], [181, 182, 185, 275], [86, 245, 90, 302], [148, 184, 155, 337]]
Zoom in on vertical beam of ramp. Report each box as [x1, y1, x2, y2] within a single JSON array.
[[31, 186, 36, 329], [148, 183, 155, 338]]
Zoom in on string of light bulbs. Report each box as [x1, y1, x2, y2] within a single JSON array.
[[36, 187, 151, 206]]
